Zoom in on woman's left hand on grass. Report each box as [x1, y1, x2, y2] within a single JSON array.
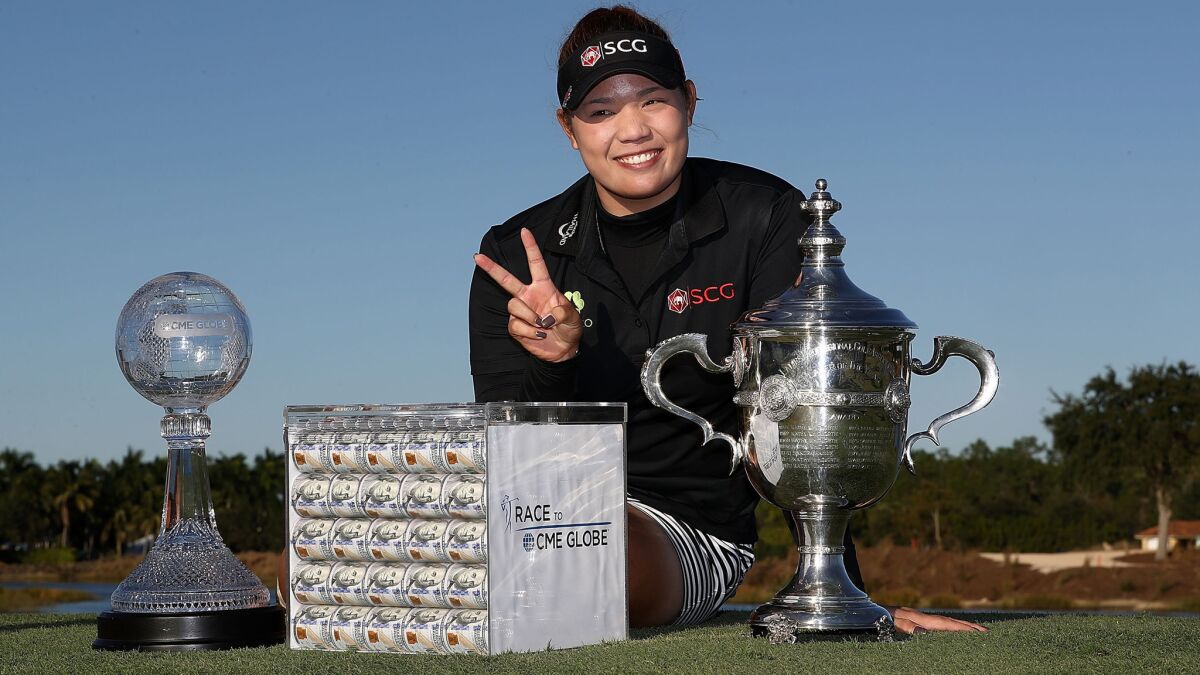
[[890, 606, 988, 634]]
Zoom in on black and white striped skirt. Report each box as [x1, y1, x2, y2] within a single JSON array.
[[628, 498, 756, 625]]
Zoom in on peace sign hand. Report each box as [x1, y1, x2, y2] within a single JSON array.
[[474, 227, 582, 363]]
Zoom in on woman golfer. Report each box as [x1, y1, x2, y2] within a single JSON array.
[[470, 5, 984, 634]]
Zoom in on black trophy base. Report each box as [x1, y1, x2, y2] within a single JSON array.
[[93, 604, 285, 651]]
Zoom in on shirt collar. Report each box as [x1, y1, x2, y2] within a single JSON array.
[[541, 158, 726, 258]]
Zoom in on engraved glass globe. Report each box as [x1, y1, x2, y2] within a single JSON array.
[[116, 271, 251, 411], [110, 272, 269, 613]]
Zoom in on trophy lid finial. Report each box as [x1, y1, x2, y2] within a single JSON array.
[[802, 179, 841, 219], [734, 177, 916, 331]]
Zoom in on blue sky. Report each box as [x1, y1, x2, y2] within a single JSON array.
[[2, 1, 1197, 464]]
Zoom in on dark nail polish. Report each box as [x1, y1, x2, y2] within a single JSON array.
[[540, 315, 556, 329], [535, 330, 547, 339]]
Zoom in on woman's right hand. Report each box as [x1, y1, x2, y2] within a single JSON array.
[[474, 227, 582, 363]]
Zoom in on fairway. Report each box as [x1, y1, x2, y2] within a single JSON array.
[[2, 611, 1196, 674]]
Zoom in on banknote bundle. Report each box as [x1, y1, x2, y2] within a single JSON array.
[[288, 405, 492, 655], [292, 605, 488, 654], [285, 403, 627, 656]]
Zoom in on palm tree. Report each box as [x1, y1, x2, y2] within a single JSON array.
[[102, 507, 131, 556], [0, 449, 46, 545], [50, 461, 96, 549], [101, 501, 158, 556], [98, 448, 162, 555]]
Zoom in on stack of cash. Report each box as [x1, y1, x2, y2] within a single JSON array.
[[287, 407, 491, 655]]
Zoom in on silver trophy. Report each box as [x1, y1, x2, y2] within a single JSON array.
[[96, 271, 283, 650], [642, 180, 998, 640]]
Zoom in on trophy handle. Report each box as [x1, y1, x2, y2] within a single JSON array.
[[902, 336, 999, 475], [641, 333, 745, 474]]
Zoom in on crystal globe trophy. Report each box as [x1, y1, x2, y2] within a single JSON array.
[[94, 272, 284, 651]]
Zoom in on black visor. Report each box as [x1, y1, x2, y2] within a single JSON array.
[[557, 31, 684, 110]]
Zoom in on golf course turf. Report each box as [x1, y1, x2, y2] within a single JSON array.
[[1, 610, 1196, 673]]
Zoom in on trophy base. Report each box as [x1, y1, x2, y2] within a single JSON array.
[[749, 598, 894, 643], [93, 604, 285, 651]]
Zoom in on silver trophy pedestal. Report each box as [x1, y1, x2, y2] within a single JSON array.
[[749, 512, 892, 641]]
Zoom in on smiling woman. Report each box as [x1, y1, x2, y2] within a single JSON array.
[[557, 72, 694, 216], [553, 18, 695, 217], [467, 5, 981, 635]]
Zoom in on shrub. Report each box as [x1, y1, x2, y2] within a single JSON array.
[[1174, 596, 1200, 612], [1159, 581, 1181, 596], [997, 594, 1075, 610], [21, 547, 75, 566], [873, 587, 921, 607], [924, 593, 962, 609]]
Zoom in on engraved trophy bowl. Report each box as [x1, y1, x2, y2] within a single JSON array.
[[95, 272, 284, 650], [641, 180, 998, 641]]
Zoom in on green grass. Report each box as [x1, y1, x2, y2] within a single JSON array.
[[2, 611, 1198, 674]]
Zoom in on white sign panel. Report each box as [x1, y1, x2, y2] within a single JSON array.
[[486, 423, 627, 653]]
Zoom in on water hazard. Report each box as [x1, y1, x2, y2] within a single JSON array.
[[1, 581, 116, 614]]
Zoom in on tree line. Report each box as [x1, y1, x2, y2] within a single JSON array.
[[0, 448, 285, 561], [2, 363, 1196, 560], [757, 362, 1200, 558]]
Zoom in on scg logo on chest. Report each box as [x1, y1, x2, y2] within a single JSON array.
[[666, 283, 735, 314]]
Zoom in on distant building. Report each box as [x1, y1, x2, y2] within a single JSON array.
[[126, 534, 155, 555], [1135, 520, 1200, 552]]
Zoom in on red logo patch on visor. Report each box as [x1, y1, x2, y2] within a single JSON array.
[[581, 45, 602, 67]]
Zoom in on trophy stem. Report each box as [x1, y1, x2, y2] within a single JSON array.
[[160, 409, 219, 535], [104, 406, 270, 616], [749, 509, 893, 641], [784, 510, 864, 601]]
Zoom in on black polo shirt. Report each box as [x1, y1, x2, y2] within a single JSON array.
[[468, 157, 809, 544]]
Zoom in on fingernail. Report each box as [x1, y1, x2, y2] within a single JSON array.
[[539, 315, 556, 329], [535, 330, 547, 339]]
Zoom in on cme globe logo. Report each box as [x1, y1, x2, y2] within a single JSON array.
[[522, 533, 535, 552]]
